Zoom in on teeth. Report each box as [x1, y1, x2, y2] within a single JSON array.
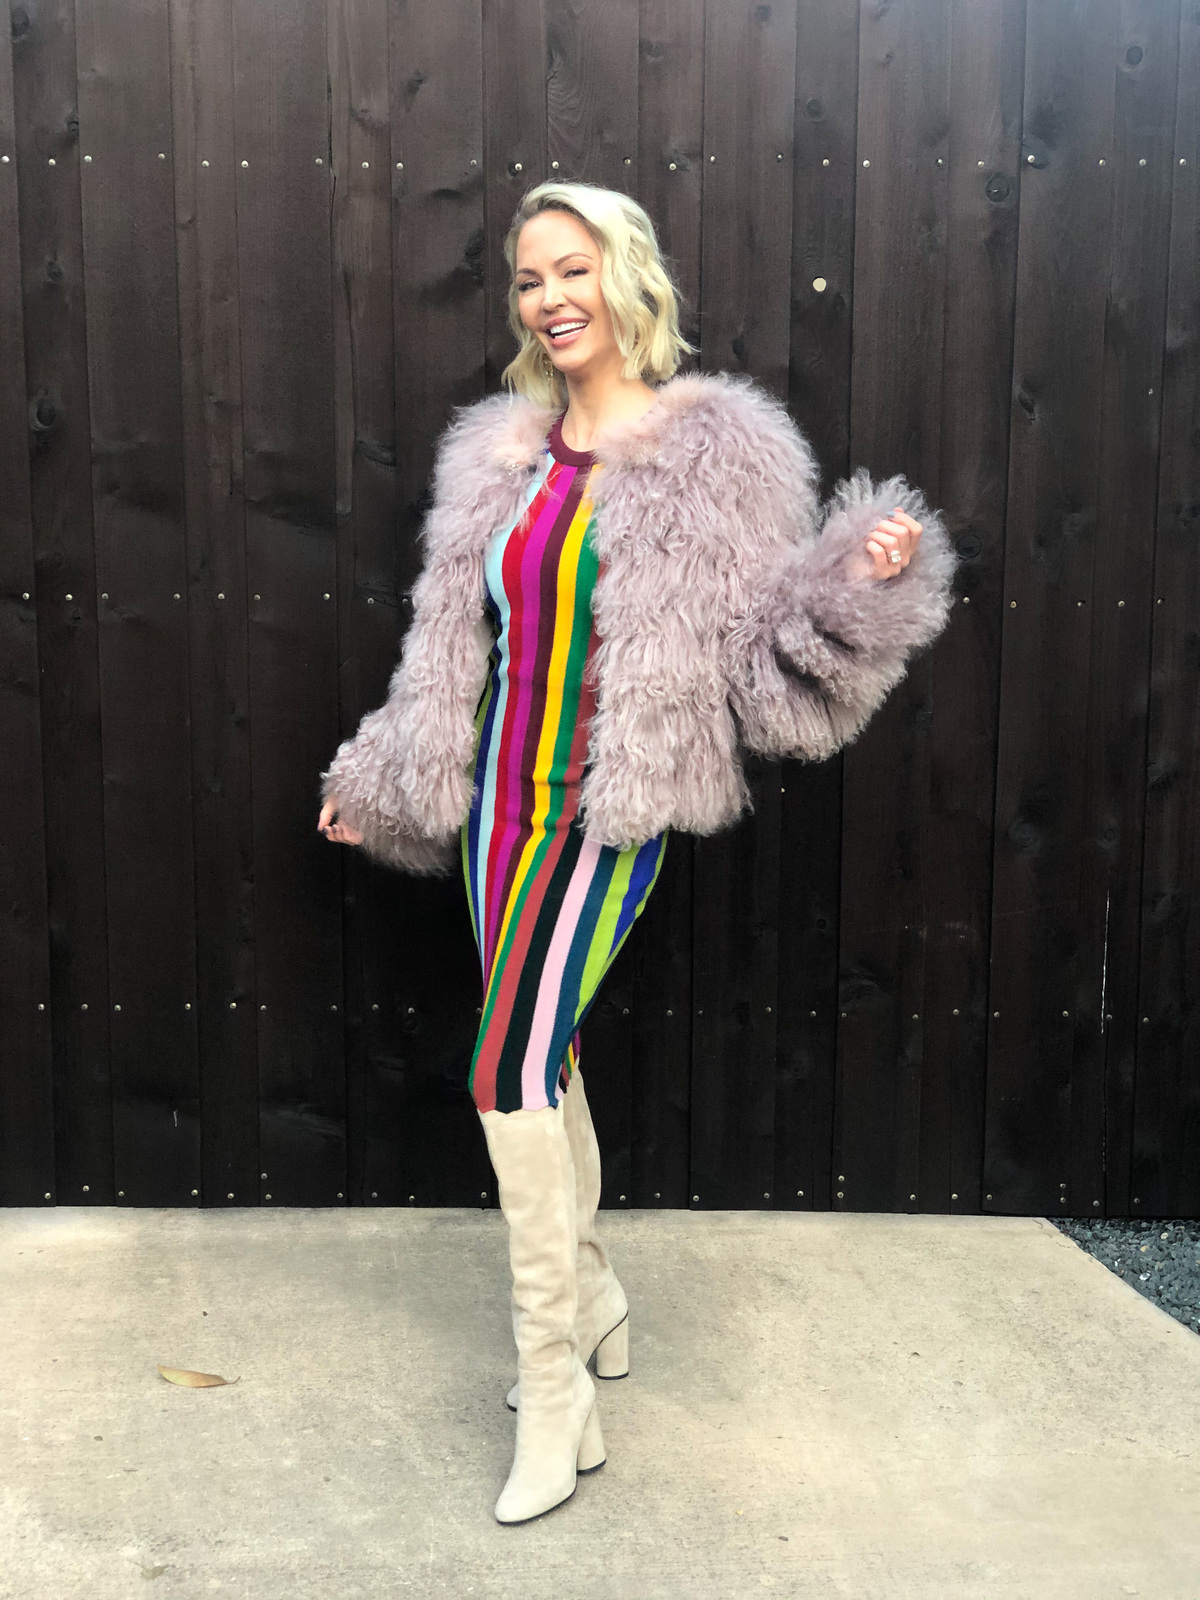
[[549, 322, 587, 337]]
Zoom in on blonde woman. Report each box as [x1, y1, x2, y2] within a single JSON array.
[[318, 180, 956, 1524]]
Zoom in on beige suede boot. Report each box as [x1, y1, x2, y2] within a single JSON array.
[[479, 1103, 606, 1524], [506, 1065, 628, 1412]]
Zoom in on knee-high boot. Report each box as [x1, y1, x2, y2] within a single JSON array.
[[506, 1064, 629, 1412], [565, 1064, 631, 1372], [479, 1103, 606, 1523]]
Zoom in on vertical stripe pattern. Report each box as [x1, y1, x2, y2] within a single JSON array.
[[462, 417, 668, 1113]]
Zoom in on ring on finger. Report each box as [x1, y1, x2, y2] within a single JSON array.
[[889, 550, 901, 564]]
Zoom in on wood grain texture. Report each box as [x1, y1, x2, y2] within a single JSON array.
[[602, 0, 707, 1212], [170, 0, 258, 1208], [930, 0, 1024, 1219], [11, 0, 115, 1206], [690, 0, 797, 1210], [776, 0, 859, 1216], [483, 0, 546, 390], [1086, 0, 1181, 1218], [76, 0, 201, 1207], [1134, 0, 1199, 1216], [329, 0, 399, 1209], [835, 0, 952, 1215], [637, 0, 704, 358], [546, 0, 639, 188], [984, 0, 1123, 1215], [233, 0, 346, 1206], [2, 0, 1194, 1218], [0, 4, 54, 1205], [359, 0, 492, 1207]]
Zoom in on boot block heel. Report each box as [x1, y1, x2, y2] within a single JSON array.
[[576, 1403, 606, 1473], [594, 1313, 629, 1379]]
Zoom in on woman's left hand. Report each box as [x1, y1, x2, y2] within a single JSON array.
[[852, 507, 923, 580]]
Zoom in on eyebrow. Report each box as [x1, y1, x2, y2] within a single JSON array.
[[515, 251, 593, 276]]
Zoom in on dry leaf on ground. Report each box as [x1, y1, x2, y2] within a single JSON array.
[[156, 1365, 239, 1388]]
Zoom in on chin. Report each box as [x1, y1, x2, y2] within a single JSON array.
[[547, 347, 599, 379], [536, 333, 601, 376]]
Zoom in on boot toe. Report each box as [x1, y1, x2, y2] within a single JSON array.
[[494, 1469, 577, 1524]]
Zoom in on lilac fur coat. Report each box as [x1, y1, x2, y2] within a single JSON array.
[[319, 370, 958, 875]]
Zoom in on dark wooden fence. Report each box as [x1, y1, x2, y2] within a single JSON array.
[[2, 0, 1196, 1217]]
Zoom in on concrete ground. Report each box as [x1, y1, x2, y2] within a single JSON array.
[[2, 1207, 1197, 1600]]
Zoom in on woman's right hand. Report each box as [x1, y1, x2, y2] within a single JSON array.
[[318, 796, 364, 847]]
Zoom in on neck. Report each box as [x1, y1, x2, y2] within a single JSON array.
[[558, 357, 658, 452]]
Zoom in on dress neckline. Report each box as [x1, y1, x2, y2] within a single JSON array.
[[547, 412, 597, 468]]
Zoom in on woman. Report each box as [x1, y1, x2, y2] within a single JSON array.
[[317, 181, 956, 1524]]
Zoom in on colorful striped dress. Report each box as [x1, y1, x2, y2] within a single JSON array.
[[462, 413, 668, 1114]]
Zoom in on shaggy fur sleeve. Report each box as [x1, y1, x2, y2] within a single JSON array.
[[726, 465, 958, 761], [316, 543, 488, 876], [316, 401, 517, 875]]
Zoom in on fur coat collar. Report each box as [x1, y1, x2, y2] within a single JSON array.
[[320, 370, 957, 873]]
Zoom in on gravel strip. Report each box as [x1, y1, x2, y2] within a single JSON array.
[[1051, 1217, 1200, 1336]]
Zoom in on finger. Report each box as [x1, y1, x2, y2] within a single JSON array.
[[325, 819, 361, 845], [865, 538, 890, 577], [891, 509, 923, 540], [871, 527, 908, 566], [872, 536, 907, 576], [878, 520, 916, 564]]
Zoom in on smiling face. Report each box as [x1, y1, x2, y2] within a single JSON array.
[[513, 208, 621, 382]]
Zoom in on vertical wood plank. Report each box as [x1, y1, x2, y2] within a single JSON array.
[[637, 0, 704, 357], [0, 7, 55, 1205], [233, 0, 345, 1207], [328, 0, 398, 1210], [1133, 0, 1199, 1217], [834, 0, 952, 1215], [75, 0, 201, 1206], [11, 0, 115, 1205], [348, 0, 492, 1208], [619, 0, 707, 1211], [625, 844, 692, 1208], [690, 0, 797, 1211], [776, 0, 859, 1216], [984, 0, 1122, 1214], [1081, 0, 1180, 1220], [919, 0, 1025, 1217], [546, 0, 640, 189], [483, 0, 547, 391], [170, 0, 259, 1206]]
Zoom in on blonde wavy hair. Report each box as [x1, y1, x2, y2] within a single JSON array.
[[501, 181, 694, 407]]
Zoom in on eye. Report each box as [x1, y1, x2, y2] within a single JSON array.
[[517, 280, 537, 293], [565, 266, 587, 277]]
